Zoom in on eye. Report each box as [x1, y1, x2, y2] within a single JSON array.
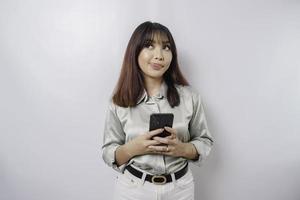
[[163, 45, 171, 51], [146, 44, 154, 49], [143, 40, 154, 49]]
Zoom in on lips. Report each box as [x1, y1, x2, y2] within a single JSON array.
[[150, 63, 163, 70]]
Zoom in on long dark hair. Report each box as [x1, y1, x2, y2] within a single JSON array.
[[112, 21, 189, 108]]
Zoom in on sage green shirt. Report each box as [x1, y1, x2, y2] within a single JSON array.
[[102, 82, 213, 175]]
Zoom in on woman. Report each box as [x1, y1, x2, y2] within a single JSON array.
[[102, 21, 213, 200]]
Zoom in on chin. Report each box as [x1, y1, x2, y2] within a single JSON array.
[[144, 74, 162, 80], [150, 70, 167, 76], [149, 72, 165, 79]]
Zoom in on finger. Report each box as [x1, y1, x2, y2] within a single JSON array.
[[148, 147, 173, 156], [164, 127, 177, 136], [152, 137, 170, 145], [168, 136, 181, 145], [155, 136, 177, 146], [146, 139, 162, 146], [165, 134, 176, 140], [146, 128, 164, 139], [148, 145, 169, 152], [147, 146, 159, 154]]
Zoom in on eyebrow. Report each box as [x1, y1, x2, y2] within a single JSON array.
[[162, 41, 171, 44], [145, 39, 170, 44]]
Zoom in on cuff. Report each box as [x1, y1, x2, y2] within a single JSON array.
[[189, 140, 212, 167], [102, 145, 126, 173]]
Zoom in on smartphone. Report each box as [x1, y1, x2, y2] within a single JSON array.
[[149, 113, 174, 138]]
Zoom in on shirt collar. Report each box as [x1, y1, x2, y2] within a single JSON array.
[[137, 81, 167, 105]]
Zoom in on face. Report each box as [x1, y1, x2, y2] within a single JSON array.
[[138, 33, 173, 81]]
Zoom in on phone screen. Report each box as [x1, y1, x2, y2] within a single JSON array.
[[149, 113, 174, 138]]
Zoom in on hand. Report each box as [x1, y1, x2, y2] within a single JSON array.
[[148, 127, 198, 159], [124, 128, 165, 157]]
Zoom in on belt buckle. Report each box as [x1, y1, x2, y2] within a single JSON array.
[[151, 175, 167, 185]]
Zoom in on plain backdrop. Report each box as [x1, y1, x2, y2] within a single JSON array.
[[1, 0, 299, 200]]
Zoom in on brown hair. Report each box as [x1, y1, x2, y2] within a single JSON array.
[[112, 21, 189, 108]]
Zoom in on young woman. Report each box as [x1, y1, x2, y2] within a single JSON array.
[[102, 21, 213, 200]]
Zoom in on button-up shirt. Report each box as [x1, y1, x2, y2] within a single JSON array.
[[102, 82, 213, 175]]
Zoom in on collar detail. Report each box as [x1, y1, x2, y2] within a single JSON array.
[[137, 82, 167, 105]]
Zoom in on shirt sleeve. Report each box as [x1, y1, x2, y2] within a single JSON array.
[[101, 102, 127, 173], [188, 91, 214, 166]]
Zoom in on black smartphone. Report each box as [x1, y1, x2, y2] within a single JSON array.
[[149, 113, 174, 138]]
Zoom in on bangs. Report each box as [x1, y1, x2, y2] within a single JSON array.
[[141, 29, 171, 48]]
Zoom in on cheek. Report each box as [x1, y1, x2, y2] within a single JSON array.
[[165, 53, 173, 66], [139, 51, 152, 63], [138, 53, 147, 70]]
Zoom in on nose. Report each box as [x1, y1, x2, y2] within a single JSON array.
[[154, 47, 164, 61]]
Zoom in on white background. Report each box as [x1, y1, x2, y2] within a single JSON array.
[[1, 0, 299, 199]]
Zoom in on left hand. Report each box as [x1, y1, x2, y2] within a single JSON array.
[[148, 127, 194, 158]]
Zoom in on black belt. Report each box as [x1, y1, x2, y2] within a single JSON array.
[[125, 164, 188, 185]]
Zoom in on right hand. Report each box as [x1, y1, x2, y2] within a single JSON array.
[[124, 128, 165, 157]]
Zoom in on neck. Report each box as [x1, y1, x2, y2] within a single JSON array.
[[144, 77, 163, 97]]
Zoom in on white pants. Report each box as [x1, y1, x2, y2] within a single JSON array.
[[113, 168, 195, 200]]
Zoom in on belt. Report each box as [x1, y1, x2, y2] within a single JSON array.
[[125, 164, 188, 185]]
